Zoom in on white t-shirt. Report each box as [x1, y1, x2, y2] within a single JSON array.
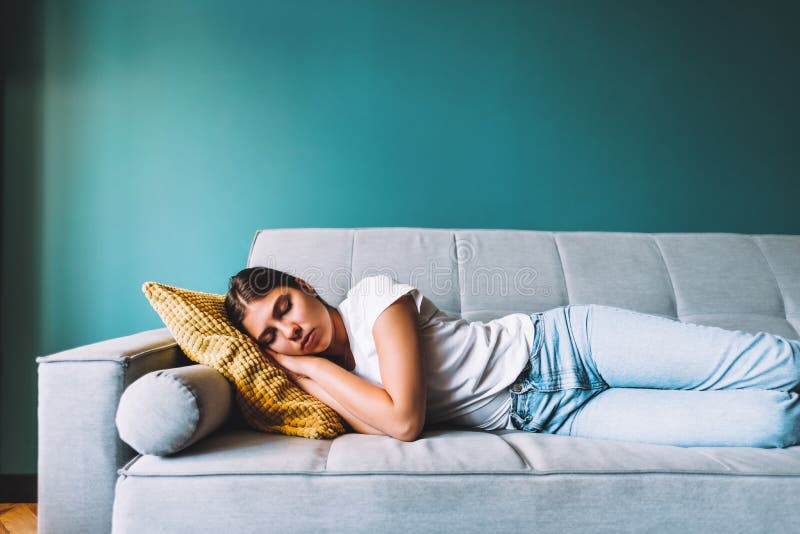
[[336, 274, 536, 430]]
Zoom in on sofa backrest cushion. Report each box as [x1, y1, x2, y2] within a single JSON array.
[[247, 228, 800, 339]]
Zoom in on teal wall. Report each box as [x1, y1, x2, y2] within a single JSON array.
[[2, 0, 798, 473]]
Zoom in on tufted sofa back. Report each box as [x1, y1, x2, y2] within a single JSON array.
[[248, 228, 800, 339]]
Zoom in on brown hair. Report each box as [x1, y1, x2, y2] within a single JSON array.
[[224, 267, 330, 335]]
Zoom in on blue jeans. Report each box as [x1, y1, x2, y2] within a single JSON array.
[[509, 304, 800, 447]]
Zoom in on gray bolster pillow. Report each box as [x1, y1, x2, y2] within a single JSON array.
[[116, 364, 233, 456]]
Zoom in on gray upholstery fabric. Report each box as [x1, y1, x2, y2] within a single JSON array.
[[38, 229, 800, 534], [116, 365, 233, 456], [121, 428, 800, 476], [111, 472, 798, 534], [248, 229, 800, 338], [37, 328, 190, 534], [113, 430, 800, 533]]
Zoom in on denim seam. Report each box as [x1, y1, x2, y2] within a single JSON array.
[[530, 313, 544, 360], [533, 382, 606, 393], [583, 304, 608, 388]]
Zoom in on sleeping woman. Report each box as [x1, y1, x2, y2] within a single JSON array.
[[223, 267, 800, 447]]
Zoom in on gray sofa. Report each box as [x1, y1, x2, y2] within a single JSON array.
[[37, 227, 800, 533]]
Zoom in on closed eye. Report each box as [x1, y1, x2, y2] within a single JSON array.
[[260, 297, 291, 346]]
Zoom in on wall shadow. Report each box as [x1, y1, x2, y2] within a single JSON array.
[[1, 0, 44, 475]]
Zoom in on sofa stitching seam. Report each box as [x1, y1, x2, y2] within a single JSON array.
[[496, 436, 532, 471], [36, 341, 179, 365], [751, 236, 788, 318], [552, 233, 570, 303], [349, 229, 355, 288], [125, 342, 181, 363], [114, 470, 800, 478], [652, 235, 679, 318], [453, 231, 462, 315]]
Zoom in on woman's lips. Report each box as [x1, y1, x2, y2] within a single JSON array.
[[303, 329, 315, 351]]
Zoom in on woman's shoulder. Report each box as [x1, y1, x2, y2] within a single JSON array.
[[345, 274, 427, 322], [348, 273, 416, 298]]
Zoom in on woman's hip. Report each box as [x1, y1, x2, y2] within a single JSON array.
[[509, 304, 608, 433], [531, 304, 605, 391]]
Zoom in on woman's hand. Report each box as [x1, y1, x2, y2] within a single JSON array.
[[263, 348, 318, 381]]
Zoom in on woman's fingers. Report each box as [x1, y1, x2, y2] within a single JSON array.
[[265, 349, 309, 380]]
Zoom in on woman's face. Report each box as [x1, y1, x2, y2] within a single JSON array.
[[240, 284, 333, 356]]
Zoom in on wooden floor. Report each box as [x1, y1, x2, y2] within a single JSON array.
[[0, 504, 37, 534]]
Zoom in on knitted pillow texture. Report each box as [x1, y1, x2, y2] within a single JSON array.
[[142, 281, 346, 439]]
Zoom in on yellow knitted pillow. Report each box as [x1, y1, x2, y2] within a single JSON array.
[[142, 281, 346, 439]]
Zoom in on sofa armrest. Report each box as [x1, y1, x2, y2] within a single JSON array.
[[37, 327, 189, 534]]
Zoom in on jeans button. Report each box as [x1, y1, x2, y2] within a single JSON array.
[[511, 383, 522, 393]]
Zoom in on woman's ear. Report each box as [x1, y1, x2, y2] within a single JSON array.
[[296, 278, 317, 297]]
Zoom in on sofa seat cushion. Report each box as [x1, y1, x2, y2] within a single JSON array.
[[119, 428, 800, 477], [114, 429, 800, 532]]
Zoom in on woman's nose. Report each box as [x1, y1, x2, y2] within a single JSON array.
[[279, 322, 301, 342]]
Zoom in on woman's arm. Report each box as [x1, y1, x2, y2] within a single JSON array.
[[293, 375, 385, 435], [291, 294, 427, 441]]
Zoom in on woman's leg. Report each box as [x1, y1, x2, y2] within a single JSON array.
[[522, 304, 800, 446], [556, 387, 800, 448], [586, 305, 800, 392]]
